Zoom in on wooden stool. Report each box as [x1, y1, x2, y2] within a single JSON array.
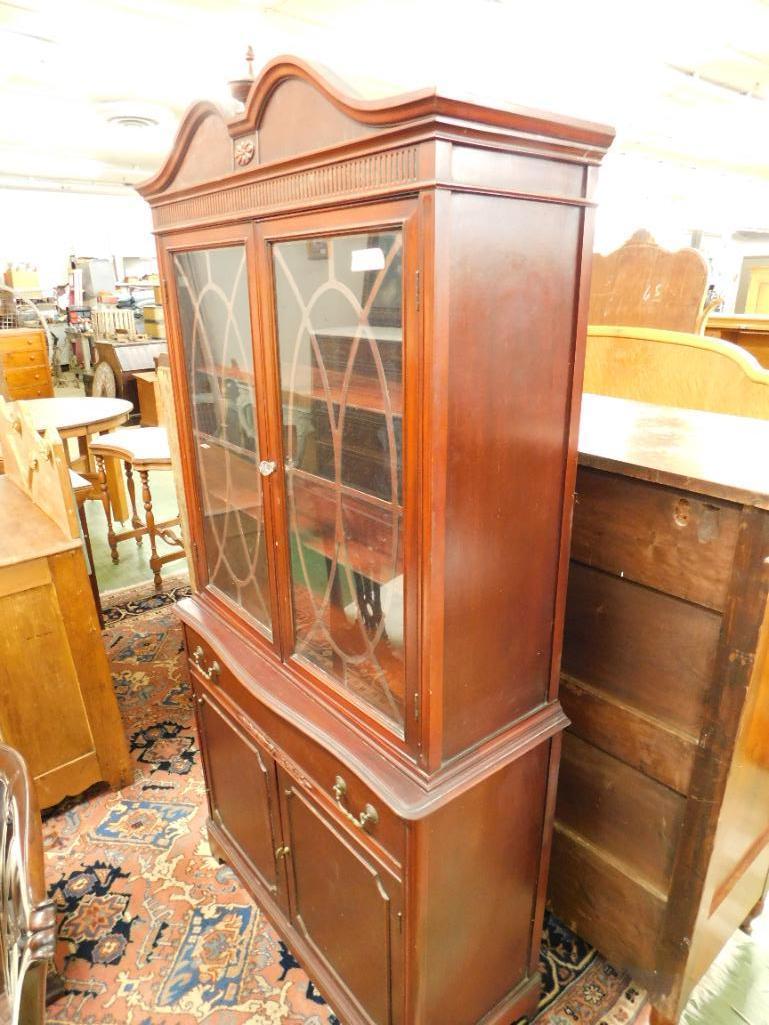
[[90, 427, 184, 591]]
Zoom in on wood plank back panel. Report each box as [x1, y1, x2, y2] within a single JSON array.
[[549, 824, 666, 976], [563, 562, 721, 737], [572, 467, 739, 611], [560, 676, 697, 794], [557, 732, 686, 894]]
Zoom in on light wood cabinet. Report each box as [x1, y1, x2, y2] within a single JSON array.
[[0, 402, 131, 808], [139, 56, 613, 1025], [0, 328, 52, 401]]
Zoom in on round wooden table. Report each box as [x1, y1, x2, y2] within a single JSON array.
[[20, 396, 134, 521], [20, 396, 132, 438]]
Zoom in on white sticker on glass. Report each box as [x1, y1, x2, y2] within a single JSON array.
[[351, 247, 385, 272]]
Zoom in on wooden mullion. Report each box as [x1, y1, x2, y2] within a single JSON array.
[[252, 219, 296, 663]]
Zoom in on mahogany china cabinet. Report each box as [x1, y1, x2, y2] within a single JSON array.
[[138, 57, 613, 1025]]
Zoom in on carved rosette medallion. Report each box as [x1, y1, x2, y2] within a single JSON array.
[[234, 137, 255, 167]]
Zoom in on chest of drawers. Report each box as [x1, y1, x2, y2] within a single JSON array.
[[0, 328, 53, 401]]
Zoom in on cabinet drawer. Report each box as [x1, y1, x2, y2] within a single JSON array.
[[184, 625, 405, 866], [0, 381, 52, 401], [0, 332, 45, 354], [0, 349, 47, 369], [290, 740, 404, 867], [2, 366, 50, 389]]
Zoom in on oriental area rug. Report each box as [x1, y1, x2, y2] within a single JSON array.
[[42, 587, 649, 1025]]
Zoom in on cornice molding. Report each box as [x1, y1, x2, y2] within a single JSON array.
[[138, 55, 613, 203]]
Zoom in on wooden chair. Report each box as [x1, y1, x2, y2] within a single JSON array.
[[155, 355, 198, 590], [590, 230, 720, 334], [89, 427, 184, 591], [69, 468, 102, 626], [584, 325, 769, 420], [0, 744, 56, 1025]]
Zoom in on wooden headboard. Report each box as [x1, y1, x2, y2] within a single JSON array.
[[584, 325, 769, 420], [590, 230, 718, 334]]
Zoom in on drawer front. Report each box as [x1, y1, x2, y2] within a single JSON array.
[[279, 766, 403, 1025], [0, 380, 52, 401], [1, 349, 47, 369], [0, 331, 45, 354], [184, 625, 405, 865], [3, 366, 50, 389]]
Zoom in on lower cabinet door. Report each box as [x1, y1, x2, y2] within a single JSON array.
[[278, 768, 403, 1025], [195, 682, 284, 904]]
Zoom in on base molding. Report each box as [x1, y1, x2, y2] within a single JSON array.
[[478, 973, 540, 1025]]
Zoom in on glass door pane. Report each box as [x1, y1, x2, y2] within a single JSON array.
[[174, 245, 272, 636], [273, 230, 405, 732]]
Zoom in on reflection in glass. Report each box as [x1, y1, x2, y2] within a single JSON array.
[[174, 245, 272, 635], [273, 231, 405, 732]]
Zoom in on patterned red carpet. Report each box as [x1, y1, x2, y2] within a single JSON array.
[[42, 590, 648, 1025]]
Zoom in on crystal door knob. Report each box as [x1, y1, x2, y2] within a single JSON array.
[[258, 459, 277, 477]]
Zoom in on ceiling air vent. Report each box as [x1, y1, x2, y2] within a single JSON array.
[[106, 113, 159, 129]]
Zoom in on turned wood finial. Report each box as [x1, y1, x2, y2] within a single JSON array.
[[229, 44, 255, 106]]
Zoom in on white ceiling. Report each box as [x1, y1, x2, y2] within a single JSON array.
[[3, 0, 769, 196]]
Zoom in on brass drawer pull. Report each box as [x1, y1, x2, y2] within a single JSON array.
[[191, 645, 221, 682], [275, 845, 291, 859], [332, 775, 379, 831]]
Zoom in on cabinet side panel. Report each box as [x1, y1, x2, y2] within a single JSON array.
[[440, 192, 582, 758], [0, 564, 94, 776], [413, 742, 548, 1024], [681, 521, 769, 1005]]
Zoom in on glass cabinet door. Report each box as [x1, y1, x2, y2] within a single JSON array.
[[173, 245, 273, 637], [272, 230, 405, 733]]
